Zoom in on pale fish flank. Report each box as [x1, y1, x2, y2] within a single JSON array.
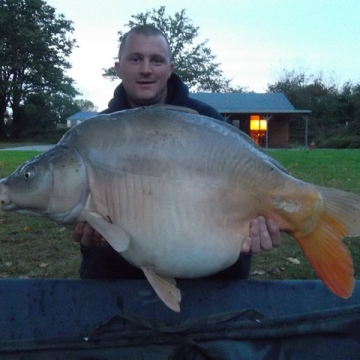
[[1, 105, 360, 312]]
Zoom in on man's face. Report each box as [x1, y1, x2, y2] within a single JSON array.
[[114, 33, 174, 107]]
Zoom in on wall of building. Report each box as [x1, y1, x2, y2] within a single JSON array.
[[223, 113, 290, 148], [269, 115, 289, 148]]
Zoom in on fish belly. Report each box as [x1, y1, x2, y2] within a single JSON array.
[[88, 169, 252, 278]]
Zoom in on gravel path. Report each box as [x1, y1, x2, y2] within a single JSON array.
[[0, 145, 54, 152]]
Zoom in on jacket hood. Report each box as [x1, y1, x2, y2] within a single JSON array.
[[103, 73, 189, 113]]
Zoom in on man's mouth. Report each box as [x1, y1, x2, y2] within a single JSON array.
[[137, 80, 155, 85]]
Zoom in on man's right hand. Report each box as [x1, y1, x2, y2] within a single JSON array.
[[72, 223, 108, 247]]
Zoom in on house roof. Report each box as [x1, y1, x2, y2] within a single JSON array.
[[67, 111, 99, 121], [190, 92, 311, 114]]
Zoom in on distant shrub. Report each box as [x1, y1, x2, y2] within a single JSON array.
[[15, 129, 67, 143], [317, 135, 360, 148]]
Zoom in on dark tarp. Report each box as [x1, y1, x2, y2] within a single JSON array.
[[1, 279, 360, 359]]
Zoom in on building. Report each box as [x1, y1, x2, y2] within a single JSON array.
[[191, 92, 311, 148], [66, 111, 99, 128]]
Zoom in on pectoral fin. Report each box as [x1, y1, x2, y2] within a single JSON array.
[[142, 267, 181, 312], [81, 210, 130, 252]]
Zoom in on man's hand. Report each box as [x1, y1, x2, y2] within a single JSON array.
[[72, 222, 108, 247], [241, 216, 281, 253]]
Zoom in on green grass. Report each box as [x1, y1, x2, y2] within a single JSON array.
[[0, 150, 79, 279], [1, 148, 360, 282], [0, 213, 79, 278], [0, 150, 41, 172], [269, 149, 360, 193]]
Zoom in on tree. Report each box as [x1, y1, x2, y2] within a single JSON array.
[[267, 69, 335, 110], [339, 81, 360, 136], [267, 68, 360, 147], [28, 94, 81, 127], [0, 0, 79, 139], [102, 6, 241, 92], [74, 99, 98, 112]]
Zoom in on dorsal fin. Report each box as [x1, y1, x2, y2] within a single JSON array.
[[148, 104, 199, 115]]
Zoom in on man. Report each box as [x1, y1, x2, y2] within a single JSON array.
[[72, 25, 281, 280]]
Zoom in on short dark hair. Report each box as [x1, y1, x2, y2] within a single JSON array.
[[118, 25, 172, 61]]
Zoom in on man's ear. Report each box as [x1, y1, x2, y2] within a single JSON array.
[[168, 62, 174, 79], [114, 61, 122, 79]]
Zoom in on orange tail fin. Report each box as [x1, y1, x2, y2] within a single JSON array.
[[294, 213, 354, 298], [291, 186, 360, 299]]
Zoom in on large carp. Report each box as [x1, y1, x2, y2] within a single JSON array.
[[1, 105, 360, 312]]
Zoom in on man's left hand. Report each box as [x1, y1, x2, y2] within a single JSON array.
[[241, 216, 281, 253]]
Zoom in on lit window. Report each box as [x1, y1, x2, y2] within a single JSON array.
[[250, 115, 267, 130]]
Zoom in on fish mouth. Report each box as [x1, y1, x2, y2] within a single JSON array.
[[0, 201, 39, 216], [0, 201, 17, 212]]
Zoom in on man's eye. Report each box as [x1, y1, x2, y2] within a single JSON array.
[[130, 57, 140, 62], [152, 58, 164, 64]]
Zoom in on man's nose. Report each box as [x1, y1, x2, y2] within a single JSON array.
[[139, 59, 152, 74]]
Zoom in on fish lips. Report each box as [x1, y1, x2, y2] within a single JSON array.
[[0, 202, 16, 211], [1, 201, 17, 212], [1, 202, 45, 217], [2, 203, 80, 224]]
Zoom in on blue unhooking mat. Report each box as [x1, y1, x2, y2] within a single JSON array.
[[1, 279, 360, 359]]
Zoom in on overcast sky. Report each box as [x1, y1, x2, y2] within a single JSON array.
[[46, 0, 360, 110]]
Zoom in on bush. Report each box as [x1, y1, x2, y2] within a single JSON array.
[[30, 129, 67, 143], [317, 135, 360, 148]]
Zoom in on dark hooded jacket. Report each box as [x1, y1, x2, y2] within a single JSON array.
[[79, 73, 252, 280], [100, 73, 224, 121]]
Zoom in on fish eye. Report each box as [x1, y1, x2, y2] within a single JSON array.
[[23, 167, 35, 180]]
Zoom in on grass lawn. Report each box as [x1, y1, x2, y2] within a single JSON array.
[[0, 147, 360, 282], [0, 150, 80, 278]]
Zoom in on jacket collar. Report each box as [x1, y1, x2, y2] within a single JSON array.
[[104, 73, 189, 113]]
